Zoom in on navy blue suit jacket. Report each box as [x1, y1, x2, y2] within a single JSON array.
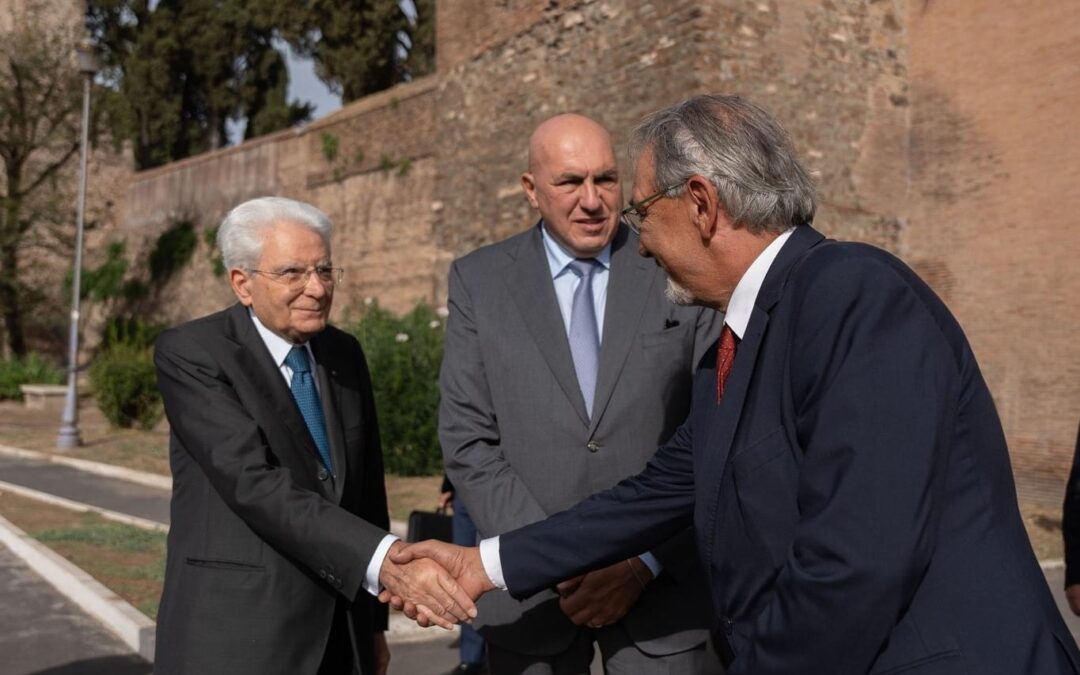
[[501, 225, 1080, 674]]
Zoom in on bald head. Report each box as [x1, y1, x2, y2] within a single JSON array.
[[527, 114, 615, 174], [521, 114, 622, 258]]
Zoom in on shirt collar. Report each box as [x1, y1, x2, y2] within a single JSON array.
[[724, 228, 795, 339], [249, 308, 311, 367], [540, 221, 612, 279]]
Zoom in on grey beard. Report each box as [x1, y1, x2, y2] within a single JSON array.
[[665, 278, 695, 306]]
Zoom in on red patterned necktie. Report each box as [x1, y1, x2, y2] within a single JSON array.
[[716, 324, 738, 402]]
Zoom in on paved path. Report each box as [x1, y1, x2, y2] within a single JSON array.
[[0, 455, 170, 525], [0, 544, 151, 675]]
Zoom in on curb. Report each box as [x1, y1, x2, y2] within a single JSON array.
[[0, 511, 155, 661], [0, 444, 171, 491]]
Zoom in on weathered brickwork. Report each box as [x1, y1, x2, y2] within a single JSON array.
[[901, 0, 1080, 505], [97, 0, 1078, 505]]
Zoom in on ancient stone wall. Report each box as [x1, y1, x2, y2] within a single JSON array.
[[117, 78, 441, 325]]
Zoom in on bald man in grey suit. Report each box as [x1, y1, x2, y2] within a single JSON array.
[[438, 114, 722, 674]]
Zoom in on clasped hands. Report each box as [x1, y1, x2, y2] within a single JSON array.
[[379, 540, 652, 629]]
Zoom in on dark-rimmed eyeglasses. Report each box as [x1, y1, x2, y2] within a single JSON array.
[[249, 265, 344, 290], [620, 182, 686, 235]]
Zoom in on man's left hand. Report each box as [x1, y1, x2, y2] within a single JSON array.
[[372, 632, 390, 675], [557, 557, 653, 628]]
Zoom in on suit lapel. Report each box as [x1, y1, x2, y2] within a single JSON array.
[[311, 336, 348, 502], [697, 225, 826, 568], [506, 224, 591, 426], [589, 226, 656, 435], [228, 304, 332, 497]]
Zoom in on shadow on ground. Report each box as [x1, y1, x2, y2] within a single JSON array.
[[27, 655, 151, 675]]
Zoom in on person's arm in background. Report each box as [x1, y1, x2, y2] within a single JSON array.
[[1063, 419, 1080, 615]]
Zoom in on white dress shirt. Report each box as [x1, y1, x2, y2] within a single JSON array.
[[249, 310, 396, 597], [479, 227, 796, 589]]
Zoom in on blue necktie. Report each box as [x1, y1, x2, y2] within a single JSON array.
[[285, 346, 333, 474], [568, 258, 601, 418]]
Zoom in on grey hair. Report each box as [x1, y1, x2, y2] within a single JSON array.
[[217, 197, 333, 270], [629, 95, 816, 234]]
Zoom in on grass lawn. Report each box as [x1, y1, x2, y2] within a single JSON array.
[[0, 490, 166, 619]]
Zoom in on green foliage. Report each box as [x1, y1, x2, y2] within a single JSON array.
[[404, 0, 436, 80], [87, 0, 434, 169], [100, 317, 165, 351], [203, 225, 226, 277], [149, 220, 197, 284], [87, 0, 313, 170], [90, 340, 163, 430], [349, 303, 445, 476], [320, 132, 339, 162], [273, 0, 432, 102], [0, 353, 65, 400], [80, 241, 130, 301]]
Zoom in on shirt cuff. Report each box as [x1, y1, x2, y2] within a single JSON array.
[[362, 534, 400, 596], [479, 536, 507, 590], [638, 552, 662, 578]]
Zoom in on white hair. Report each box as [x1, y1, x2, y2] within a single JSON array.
[[217, 197, 333, 270]]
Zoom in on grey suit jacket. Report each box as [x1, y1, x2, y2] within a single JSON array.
[[440, 223, 720, 656], [153, 303, 389, 674]]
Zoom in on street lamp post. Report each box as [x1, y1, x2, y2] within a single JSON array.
[[57, 41, 98, 450]]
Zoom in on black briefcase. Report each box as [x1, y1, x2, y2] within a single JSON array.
[[406, 507, 453, 543]]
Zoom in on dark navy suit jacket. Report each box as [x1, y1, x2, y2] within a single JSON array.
[[501, 225, 1080, 674]]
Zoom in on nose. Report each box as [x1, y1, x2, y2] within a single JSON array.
[[302, 271, 331, 297], [580, 180, 602, 212]]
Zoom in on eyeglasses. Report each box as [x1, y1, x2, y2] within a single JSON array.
[[249, 265, 344, 290], [620, 182, 686, 235]]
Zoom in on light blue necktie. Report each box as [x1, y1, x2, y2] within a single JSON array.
[[568, 258, 601, 418], [285, 346, 333, 474]]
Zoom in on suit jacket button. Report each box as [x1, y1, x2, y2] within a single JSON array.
[[586, 441, 600, 453], [319, 570, 327, 579], [317, 468, 329, 481]]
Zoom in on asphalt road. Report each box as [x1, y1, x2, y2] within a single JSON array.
[[0, 544, 151, 675]]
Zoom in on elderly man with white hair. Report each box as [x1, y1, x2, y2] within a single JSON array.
[[153, 197, 475, 675]]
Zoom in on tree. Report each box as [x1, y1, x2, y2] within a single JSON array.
[[87, 0, 313, 170], [404, 0, 436, 82], [274, 0, 435, 103], [0, 7, 84, 356]]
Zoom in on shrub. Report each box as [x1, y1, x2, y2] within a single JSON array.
[[0, 353, 65, 400], [149, 220, 197, 285], [89, 342, 162, 430], [99, 317, 165, 351], [349, 303, 445, 476]]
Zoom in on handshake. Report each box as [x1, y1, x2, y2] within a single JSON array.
[[376, 540, 493, 629], [377, 539, 654, 630]]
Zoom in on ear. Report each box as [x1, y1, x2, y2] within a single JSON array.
[[521, 172, 540, 209], [685, 175, 720, 241], [230, 268, 254, 307]]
